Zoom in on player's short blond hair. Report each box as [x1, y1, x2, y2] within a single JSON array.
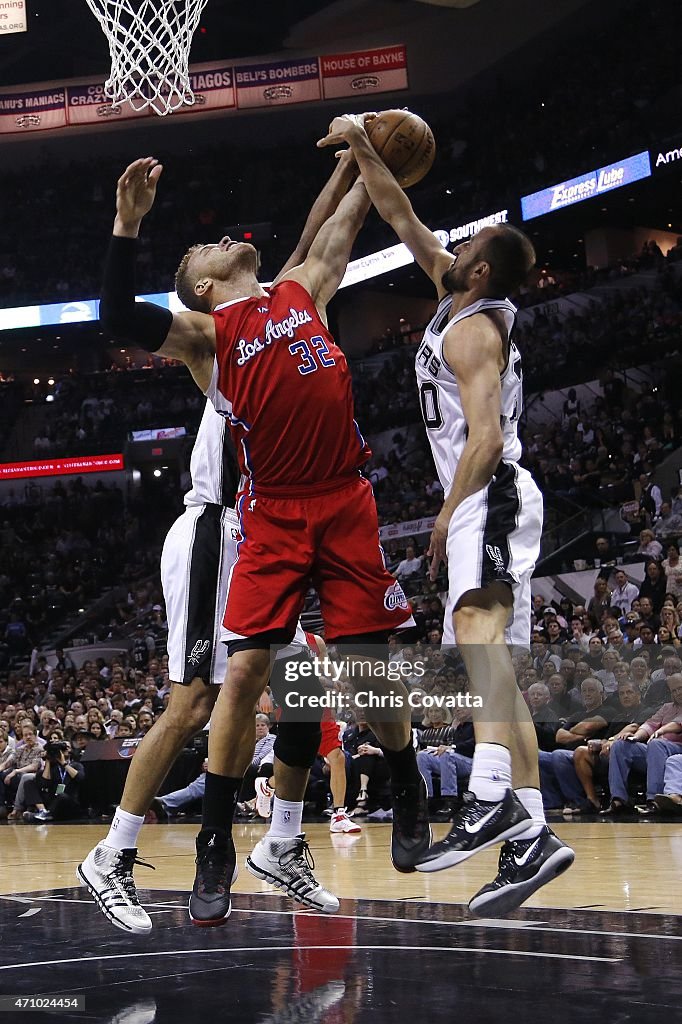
[[175, 244, 209, 312]]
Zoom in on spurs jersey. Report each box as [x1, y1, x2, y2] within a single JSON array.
[[206, 279, 370, 495], [415, 296, 523, 491], [183, 400, 240, 508]]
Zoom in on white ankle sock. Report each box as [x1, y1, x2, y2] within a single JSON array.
[[513, 787, 546, 841], [468, 743, 512, 802], [267, 797, 303, 839], [104, 807, 145, 852]]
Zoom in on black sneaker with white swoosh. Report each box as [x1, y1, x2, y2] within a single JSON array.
[[414, 788, 530, 872], [468, 826, 575, 918]]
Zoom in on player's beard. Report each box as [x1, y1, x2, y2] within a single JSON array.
[[441, 254, 467, 294]]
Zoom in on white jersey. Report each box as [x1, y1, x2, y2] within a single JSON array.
[[415, 295, 523, 492], [184, 400, 240, 508]]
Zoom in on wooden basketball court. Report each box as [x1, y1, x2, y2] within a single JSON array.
[[2, 820, 681, 1022]]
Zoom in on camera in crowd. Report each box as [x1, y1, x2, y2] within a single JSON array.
[[45, 740, 70, 761]]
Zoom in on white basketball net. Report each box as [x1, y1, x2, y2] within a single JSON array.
[[85, 0, 209, 116]]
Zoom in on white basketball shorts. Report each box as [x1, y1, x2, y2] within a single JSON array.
[[161, 503, 306, 686], [442, 462, 543, 649]]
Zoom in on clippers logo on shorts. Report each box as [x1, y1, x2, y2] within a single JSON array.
[[187, 639, 211, 665], [485, 545, 507, 575], [384, 581, 409, 612]]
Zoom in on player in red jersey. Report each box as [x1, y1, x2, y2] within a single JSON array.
[[100, 151, 431, 928]]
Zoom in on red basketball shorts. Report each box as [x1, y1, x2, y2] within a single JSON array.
[[222, 475, 413, 641], [318, 719, 342, 758]]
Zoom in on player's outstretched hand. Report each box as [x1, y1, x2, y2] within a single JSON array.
[[317, 112, 377, 149], [115, 157, 163, 232], [427, 510, 450, 581]]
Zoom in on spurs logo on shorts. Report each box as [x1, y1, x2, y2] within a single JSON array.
[[485, 544, 507, 575], [384, 581, 409, 612], [187, 639, 211, 665]]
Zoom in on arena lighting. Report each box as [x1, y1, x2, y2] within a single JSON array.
[[33, 377, 39, 384], [47, 377, 55, 385], [153, 469, 162, 478]]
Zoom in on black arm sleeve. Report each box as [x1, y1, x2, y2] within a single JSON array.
[[100, 235, 173, 351]]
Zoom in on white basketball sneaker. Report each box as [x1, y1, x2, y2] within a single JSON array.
[[329, 808, 362, 834], [246, 833, 340, 913], [254, 776, 274, 818], [78, 844, 153, 934]]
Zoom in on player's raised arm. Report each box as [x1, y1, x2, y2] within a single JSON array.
[[273, 149, 359, 284], [426, 315, 505, 579], [318, 115, 453, 299], [280, 177, 370, 320], [100, 158, 216, 392]]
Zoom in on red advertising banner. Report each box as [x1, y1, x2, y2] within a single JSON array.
[[320, 45, 408, 99], [66, 83, 149, 126], [0, 87, 67, 134], [0, 453, 125, 480]]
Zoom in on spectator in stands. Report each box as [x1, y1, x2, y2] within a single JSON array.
[[393, 544, 424, 582], [592, 537, 617, 567], [653, 754, 682, 812], [658, 606, 682, 643], [152, 758, 208, 818], [638, 596, 660, 633], [638, 560, 667, 615], [602, 673, 682, 815], [538, 676, 611, 811], [611, 570, 640, 616], [654, 502, 682, 544], [639, 475, 663, 521], [662, 544, 682, 600], [587, 578, 612, 629], [415, 709, 474, 819], [344, 718, 386, 816], [0, 722, 43, 818], [528, 682, 558, 752], [572, 680, 649, 813], [637, 529, 663, 561], [646, 655, 682, 706]]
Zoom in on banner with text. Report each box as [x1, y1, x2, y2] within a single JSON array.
[[321, 45, 408, 99], [182, 66, 236, 113], [66, 83, 150, 126], [0, 454, 124, 480], [379, 515, 436, 543], [521, 150, 652, 221], [235, 58, 321, 109], [0, 0, 26, 34], [0, 87, 67, 134]]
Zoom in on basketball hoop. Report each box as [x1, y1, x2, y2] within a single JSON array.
[[85, 0, 209, 116]]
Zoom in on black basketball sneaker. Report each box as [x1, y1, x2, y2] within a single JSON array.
[[415, 788, 530, 872], [468, 826, 575, 918], [189, 827, 238, 927], [390, 775, 432, 872]]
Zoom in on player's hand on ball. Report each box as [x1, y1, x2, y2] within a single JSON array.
[[115, 157, 163, 230], [427, 511, 450, 581], [317, 112, 376, 148]]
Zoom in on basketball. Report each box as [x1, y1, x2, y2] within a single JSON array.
[[366, 109, 436, 188]]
